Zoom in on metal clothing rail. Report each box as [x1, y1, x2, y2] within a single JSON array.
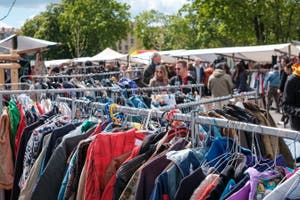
[[92, 103, 300, 141], [55, 98, 300, 141], [0, 84, 204, 112], [19, 69, 143, 82], [160, 91, 258, 111], [0, 84, 204, 95]]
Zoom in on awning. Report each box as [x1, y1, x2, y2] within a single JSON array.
[[0, 34, 59, 54], [170, 43, 300, 63], [90, 48, 127, 61]]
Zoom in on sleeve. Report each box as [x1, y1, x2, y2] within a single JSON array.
[[279, 72, 287, 93], [143, 66, 154, 85], [208, 77, 212, 90], [282, 77, 300, 117], [149, 79, 154, 87], [200, 67, 205, 82], [228, 76, 233, 91], [238, 73, 248, 92], [263, 73, 270, 89]]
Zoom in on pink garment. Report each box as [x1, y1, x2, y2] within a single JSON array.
[[0, 108, 14, 189], [190, 174, 220, 200]]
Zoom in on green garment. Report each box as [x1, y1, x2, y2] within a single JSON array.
[[8, 99, 20, 150], [81, 120, 97, 133]]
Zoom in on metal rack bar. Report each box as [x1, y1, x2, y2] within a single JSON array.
[[56, 97, 300, 141], [19, 69, 143, 82], [0, 84, 204, 112], [0, 84, 204, 95], [160, 91, 258, 111]]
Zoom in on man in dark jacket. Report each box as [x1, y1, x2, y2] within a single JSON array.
[[282, 63, 300, 131], [143, 53, 161, 85], [278, 62, 292, 124]]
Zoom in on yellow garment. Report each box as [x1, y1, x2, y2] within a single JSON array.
[[131, 122, 143, 130], [292, 63, 300, 76]]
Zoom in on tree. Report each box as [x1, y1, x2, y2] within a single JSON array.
[[133, 10, 169, 50], [20, 0, 130, 59], [186, 0, 300, 46], [20, 3, 70, 59], [59, 0, 130, 57]]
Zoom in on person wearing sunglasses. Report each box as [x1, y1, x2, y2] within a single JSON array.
[[169, 60, 196, 95], [149, 65, 169, 87]]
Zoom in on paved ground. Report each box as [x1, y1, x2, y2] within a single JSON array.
[[269, 110, 290, 129], [269, 110, 300, 160]]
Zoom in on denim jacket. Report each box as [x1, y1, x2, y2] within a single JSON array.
[[150, 148, 205, 200]]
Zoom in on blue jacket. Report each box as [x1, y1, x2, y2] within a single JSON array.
[[264, 71, 280, 88]]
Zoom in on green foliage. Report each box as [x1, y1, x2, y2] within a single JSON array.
[[188, 0, 300, 46], [133, 10, 167, 50], [20, 0, 130, 59], [134, 0, 300, 50], [20, 0, 300, 56]]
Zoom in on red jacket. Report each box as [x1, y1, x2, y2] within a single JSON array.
[[84, 128, 145, 200]]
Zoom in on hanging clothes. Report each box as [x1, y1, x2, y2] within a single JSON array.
[[11, 110, 56, 200], [8, 99, 20, 151], [0, 107, 14, 190], [84, 128, 145, 200]]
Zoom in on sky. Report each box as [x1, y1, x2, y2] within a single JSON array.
[[0, 0, 188, 28]]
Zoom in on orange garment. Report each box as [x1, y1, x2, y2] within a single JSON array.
[[190, 174, 220, 200], [35, 102, 44, 115], [198, 177, 220, 200], [0, 107, 14, 189], [203, 67, 214, 86]]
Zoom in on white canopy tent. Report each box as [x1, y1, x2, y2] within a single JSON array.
[[72, 57, 92, 63], [130, 49, 186, 65], [90, 48, 128, 61], [0, 34, 59, 54], [44, 59, 72, 67], [170, 43, 300, 63]]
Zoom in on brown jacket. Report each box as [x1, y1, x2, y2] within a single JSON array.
[[0, 107, 14, 189]]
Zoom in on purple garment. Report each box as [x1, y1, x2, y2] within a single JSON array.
[[226, 167, 283, 200], [222, 155, 286, 199]]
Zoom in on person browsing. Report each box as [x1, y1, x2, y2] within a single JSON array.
[[169, 60, 196, 94]]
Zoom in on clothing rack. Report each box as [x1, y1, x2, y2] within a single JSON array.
[[56, 96, 300, 141], [95, 103, 300, 141], [0, 84, 204, 95], [159, 91, 258, 111], [19, 69, 143, 82], [0, 84, 204, 113]]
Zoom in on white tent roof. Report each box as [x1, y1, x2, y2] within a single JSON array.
[[0, 34, 59, 54], [90, 48, 127, 61], [130, 50, 180, 65], [170, 43, 300, 63], [72, 57, 92, 63], [44, 59, 72, 67]]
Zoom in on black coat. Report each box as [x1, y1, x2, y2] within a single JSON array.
[[143, 63, 157, 85], [282, 74, 300, 131]]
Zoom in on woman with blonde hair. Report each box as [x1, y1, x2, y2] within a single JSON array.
[[149, 65, 169, 87]]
